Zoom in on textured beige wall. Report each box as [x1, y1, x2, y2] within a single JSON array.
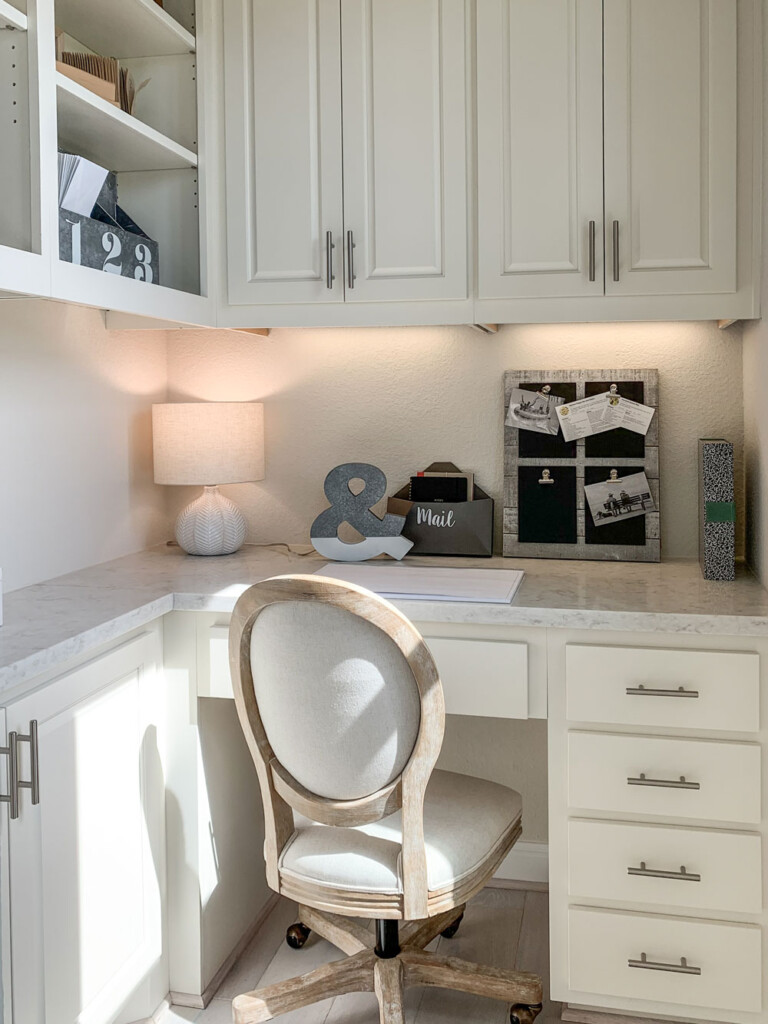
[[167, 319, 745, 560], [0, 298, 168, 592]]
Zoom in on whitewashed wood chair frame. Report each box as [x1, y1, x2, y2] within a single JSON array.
[[229, 575, 542, 1024]]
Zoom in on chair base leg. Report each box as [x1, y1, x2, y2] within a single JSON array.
[[233, 907, 543, 1024]]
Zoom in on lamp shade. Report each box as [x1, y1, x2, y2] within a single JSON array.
[[152, 402, 265, 485]]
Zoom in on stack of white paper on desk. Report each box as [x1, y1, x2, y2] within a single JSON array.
[[315, 564, 524, 604]]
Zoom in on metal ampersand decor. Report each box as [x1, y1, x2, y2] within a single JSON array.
[[310, 463, 413, 561]]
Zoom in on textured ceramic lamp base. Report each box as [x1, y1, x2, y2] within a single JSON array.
[[175, 485, 247, 556]]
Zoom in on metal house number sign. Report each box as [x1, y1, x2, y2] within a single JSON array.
[[64, 219, 154, 282]]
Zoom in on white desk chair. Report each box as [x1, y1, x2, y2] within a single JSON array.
[[229, 574, 542, 1024]]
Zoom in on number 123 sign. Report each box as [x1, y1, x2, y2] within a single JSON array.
[[59, 211, 160, 284]]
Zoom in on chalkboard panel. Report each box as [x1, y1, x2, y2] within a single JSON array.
[[518, 466, 577, 544], [584, 381, 645, 458], [518, 382, 578, 459], [584, 465, 647, 546]]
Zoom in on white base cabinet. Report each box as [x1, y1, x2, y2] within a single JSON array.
[[1, 610, 767, 1024], [548, 631, 768, 1024], [0, 627, 167, 1024]]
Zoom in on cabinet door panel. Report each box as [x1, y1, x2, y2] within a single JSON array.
[[224, 0, 344, 304], [477, 0, 604, 299], [604, 0, 737, 296], [340, 0, 468, 302], [5, 632, 165, 1024]]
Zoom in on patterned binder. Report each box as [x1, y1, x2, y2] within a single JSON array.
[[698, 439, 735, 581]]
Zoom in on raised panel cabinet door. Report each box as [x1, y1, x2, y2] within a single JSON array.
[[224, 0, 345, 304], [604, 0, 737, 296], [339, 0, 468, 302], [4, 631, 166, 1024], [476, 0, 604, 299]]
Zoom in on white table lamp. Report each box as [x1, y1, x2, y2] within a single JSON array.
[[152, 402, 265, 556]]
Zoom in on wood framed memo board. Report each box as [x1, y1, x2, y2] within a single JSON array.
[[503, 369, 660, 562]]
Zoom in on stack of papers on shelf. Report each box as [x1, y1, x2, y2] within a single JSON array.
[[315, 564, 525, 604], [58, 153, 109, 216]]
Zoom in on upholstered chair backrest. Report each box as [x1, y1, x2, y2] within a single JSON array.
[[249, 598, 421, 801]]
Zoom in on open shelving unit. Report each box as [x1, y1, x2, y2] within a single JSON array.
[[0, 0, 213, 322], [49, 0, 209, 315]]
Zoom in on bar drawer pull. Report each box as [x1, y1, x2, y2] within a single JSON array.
[[0, 721, 40, 819], [346, 230, 356, 289], [626, 684, 699, 699], [325, 230, 335, 289], [628, 861, 701, 882], [627, 773, 700, 791], [629, 953, 701, 976], [588, 220, 596, 282], [612, 220, 620, 281]]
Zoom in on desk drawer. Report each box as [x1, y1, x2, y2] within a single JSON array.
[[565, 644, 759, 732], [567, 732, 761, 824], [422, 637, 528, 719], [568, 819, 762, 913], [204, 627, 530, 719], [568, 907, 762, 1013]]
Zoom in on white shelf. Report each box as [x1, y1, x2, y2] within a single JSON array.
[[55, 0, 194, 58], [56, 72, 198, 172], [51, 258, 213, 325], [0, 1, 27, 31]]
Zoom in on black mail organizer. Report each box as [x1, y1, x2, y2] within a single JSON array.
[[503, 369, 660, 563]]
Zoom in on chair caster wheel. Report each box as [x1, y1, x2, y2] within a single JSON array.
[[440, 912, 464, 939], [510, 1003, 543, 1024], [286, 923, 311, 949]]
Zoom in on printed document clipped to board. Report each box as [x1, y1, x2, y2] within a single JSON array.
[[556, 393, 654, 442]]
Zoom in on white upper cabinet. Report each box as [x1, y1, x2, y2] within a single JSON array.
[[604, 0, 737, 297], [477, 0, 604, 300], [223, 0, 468, 310], [339, 0, 467, 303], [224, 0, 344, 305], [474, 0, 757, 322]]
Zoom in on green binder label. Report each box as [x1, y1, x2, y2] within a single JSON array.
[[705, 501, 735, 523]]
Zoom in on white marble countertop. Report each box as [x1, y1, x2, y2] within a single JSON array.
[[1, 543, 768, 695]]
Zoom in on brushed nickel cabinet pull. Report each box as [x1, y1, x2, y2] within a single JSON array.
[[325, 230, 335, 289], [628, 861, 701, 882], [626, 684, 699, 699], [0, 721, 39, 819], [588, 220, 596, 282], [629, 953, 701, 976], [346, 230, 356, 289], [613, 220, 620, 281], [627, 773, 700, 791]]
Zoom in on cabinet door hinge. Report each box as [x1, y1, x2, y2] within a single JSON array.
[[0, 720, 39, 819]]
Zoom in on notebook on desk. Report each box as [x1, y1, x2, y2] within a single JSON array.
[[315, 564, 525, 604]]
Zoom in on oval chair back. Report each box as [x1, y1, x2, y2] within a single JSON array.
[[229, 574, 446, 919]]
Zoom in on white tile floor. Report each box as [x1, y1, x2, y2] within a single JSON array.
[[170, 887, 560, 1024]]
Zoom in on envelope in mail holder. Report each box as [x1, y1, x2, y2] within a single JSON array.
[[389, 462, 494, 557]]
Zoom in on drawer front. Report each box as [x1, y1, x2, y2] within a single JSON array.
[[568, 732, 761, 824], [568, 907, 762, 1013], [568, 819, 762, 914], [423, 637, 528, 719], [565, 644, 759, 732], [204, 628, 529, 719]]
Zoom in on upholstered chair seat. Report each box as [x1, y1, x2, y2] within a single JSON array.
[[282, 770, 522, 898], [229, 575, 542, 1024]]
